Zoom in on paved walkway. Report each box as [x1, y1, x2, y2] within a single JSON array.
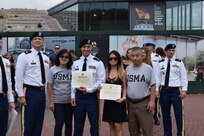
[[7, 94, 204, 136]]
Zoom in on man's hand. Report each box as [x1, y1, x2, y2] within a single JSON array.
[[49, 102, 54, 112], [156, 91, 160, 98], [18, 96, 26, 106], [78, 87, 87, 94], [147, 101, 155, 112], [8, 102, 15, 110], [180, 91, 187, 99], [71, 98, 77, 106]]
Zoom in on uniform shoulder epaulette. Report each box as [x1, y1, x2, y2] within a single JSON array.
[[175, 58, 181, 62], [24, 50, 31, 54], [93, 57, 100, 62], [159, 59, 165, 63]]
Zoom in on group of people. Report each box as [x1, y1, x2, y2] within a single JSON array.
[[0, 32, 188, 136]]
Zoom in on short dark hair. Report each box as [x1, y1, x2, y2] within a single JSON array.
[[54, 44, 60, 49], [55, 49, 73, 69]]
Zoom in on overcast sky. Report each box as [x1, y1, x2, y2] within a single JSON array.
[[0, 0, 64, 10]]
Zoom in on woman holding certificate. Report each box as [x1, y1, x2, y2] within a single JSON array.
[[102, 50, 127, 136], [47, 49, 73, 136]]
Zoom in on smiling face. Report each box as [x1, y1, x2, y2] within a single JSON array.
[[31, 37, 44, 51], [59, 52, 69, 66], [80, 44, 92, 57]]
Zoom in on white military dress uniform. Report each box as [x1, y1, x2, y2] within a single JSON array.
[[156, 56, 188, 136], [72, 53, 105, 136], [15, 47, 50, 136], [0, 56, 14, 102]]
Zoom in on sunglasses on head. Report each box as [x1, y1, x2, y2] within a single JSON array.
[[109, 57, 118, 61], [60, 56, 69, 59]]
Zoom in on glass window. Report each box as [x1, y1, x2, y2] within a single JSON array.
[[116, 2, 129, 30], [103, 2, 116, 30], [186, 3, 190, 30], [173, 6, 178, 30], [78, 3, 91, 31], [166, 8, 172, 30], [191, 1, 202, 30], [90, 3, 103, 30]]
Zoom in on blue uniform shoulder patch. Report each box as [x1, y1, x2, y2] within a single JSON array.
[[93, 57, 100, 62], [175, 58, 181, 62], [159, 59, 165, 63]]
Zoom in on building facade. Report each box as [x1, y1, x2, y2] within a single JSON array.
[[48, 0, 204, 32]]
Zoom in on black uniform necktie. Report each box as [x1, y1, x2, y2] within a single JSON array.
[[38, 52, 46, 84], [82, 58, 87, 71], [164, 59, 171, 88], [0, 56, 8, 94]]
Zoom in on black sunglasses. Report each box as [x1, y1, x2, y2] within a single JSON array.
[[55, 47, 60, 49], [60, 56, 69, 59], [109, 57, 118, 61]]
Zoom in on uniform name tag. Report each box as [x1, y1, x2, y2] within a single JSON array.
[[88, 65, 96, 69], [31, 61, 36, 65], [172, 64, 179, 68]]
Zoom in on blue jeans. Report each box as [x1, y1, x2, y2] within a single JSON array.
[[0, 96, 8, 136], [54, 103, 73, 136]]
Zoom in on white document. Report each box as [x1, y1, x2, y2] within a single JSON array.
[[7, 108, 18, 133], [72, 71, 93, 88], [100, 83, 121, 100]]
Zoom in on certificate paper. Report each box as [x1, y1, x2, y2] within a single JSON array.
[[72, 71, 93, 88], [100, 83, 121, 100]]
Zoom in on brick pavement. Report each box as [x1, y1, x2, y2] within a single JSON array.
[[7, 94, 204, 136]]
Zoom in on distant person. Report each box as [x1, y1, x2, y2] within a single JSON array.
[[102, 50, 127, 136], [194, 67, 204, 81], [0, 37, 15, 136], [143, 43, 161, 125], [4, 52, 16, 93], [69, 49, 77, 61], [50, 44, 61, 66], [141, 47, 152, 66], [4, 52, 19, 108], [123, 48, 133, 69], [126, 47, 156, 136], [47, 49, 73, 136], [156, 47, 166, 59]]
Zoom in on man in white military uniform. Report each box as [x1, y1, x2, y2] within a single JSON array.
[[71, 39, 105, 136], [156, 44, 188, 136], [143, 43, 161, 125], [0, 37, 15, 136], [15, 32, 50, 136]]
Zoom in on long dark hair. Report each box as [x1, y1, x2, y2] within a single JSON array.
[[55, 49, 73, 69], [106, 50, 123, 78]]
